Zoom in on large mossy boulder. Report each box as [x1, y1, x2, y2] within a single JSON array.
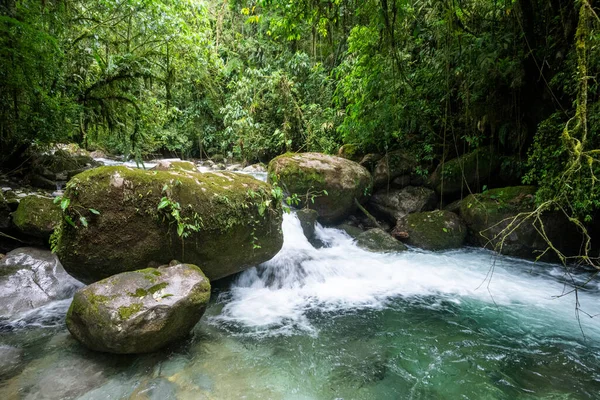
[[268, 152, 372, 223], [394, 210, 467, 251], [0, 248, 82, 318], [368, 186, 437, 224], [55, 166, 283, 283], [430, 148, 500, 198], [355, 228, 407, 253], [458, 186, 582, 259], [66, 263, 210, 354], [12, 196, 61, 239]]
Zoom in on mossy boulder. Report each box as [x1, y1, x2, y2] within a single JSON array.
[[268, 153, 372, 223], [430, 148, 500, 197], [368, 186, 438, 224], [395, 210, 467, 251], [458, 186, 581, 259], [296, 209, 319, 241], [55, 166, 283, 283], [372, 150, 417, 189], [355, 228, 407, 253], [66, 262, 210, 354], [0, 248, 82, 318], [0, 192, 10, 230], [336, 223, 364, 239], [12, 196, 61, 239], [337, 144, 363, 162]]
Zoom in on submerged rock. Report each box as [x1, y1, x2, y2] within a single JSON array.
[[368, 186, 438, 224], [0, 248, 82, 318], [55, 166, 283, 283], [459, 186, 582, 259], [429, 148, 499, 198], [268, 152, 372, 223], [394, 210, 467, 251], [356, 228, 407, 253], [66, 263, 211, 354], [12, 195, 61, 239], [296, 209, 319, 241], [0, 345, 24, 380]]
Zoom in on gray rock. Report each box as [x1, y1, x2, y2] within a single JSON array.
[[368, 186, 437, 224], [66, 263, 211, 354], [372, 150, 416, 189], [0, 248, 82, 318], [242, 163, 267, 173], [356, 228, 407, 253], [296, 209, 319, 241]]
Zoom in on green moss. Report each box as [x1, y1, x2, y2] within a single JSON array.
[[12, 195, 61, 238], [56, 166, 283, 283], [403, 211, 466, 251], [118, 303, 143, 320], [148, 282, 168, 294], [130, 288, 148, 297]]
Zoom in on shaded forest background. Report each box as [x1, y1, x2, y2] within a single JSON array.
[[1, 0, 599, 224]]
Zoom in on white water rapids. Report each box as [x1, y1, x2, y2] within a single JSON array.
[[210, 212, 600, 341]]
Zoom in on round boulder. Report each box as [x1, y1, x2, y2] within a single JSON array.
[[268, 153, 372, 223], [66, 263, 211, 354], [356, 228, 407, 253], [0, 248, 82, 318], [12, 195, 61, 239], [55, 166, 283, 283], [368, 186, 438, 224], [395, 210, 467, 251]]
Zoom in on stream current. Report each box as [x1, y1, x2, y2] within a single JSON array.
[[1, 170, 599, 398]]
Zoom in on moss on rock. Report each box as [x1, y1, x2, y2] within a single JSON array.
[[396, 210, 466, 251], [458, 186, 581, 260], [268, 152, 372, 223], [56, 166, 283, 283], [12, 196, 61, 239], [355, 228, 407, 253], [66, 263, 211, 354], [430, 148, 500, 197]]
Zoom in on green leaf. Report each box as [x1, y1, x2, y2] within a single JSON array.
[[64, 215, 76, 228], [157, 198, 170, 210], [80, 216, 88, 228], [177, 224, 184, 237], [442, 228, 448, 233], [89, 208, 100, 215], [60, 197, 70, 211]]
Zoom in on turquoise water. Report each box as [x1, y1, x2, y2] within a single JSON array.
[[1, 213, 599, 399]]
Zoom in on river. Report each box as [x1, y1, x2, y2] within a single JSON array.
[[0, 210, 599, 399]]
